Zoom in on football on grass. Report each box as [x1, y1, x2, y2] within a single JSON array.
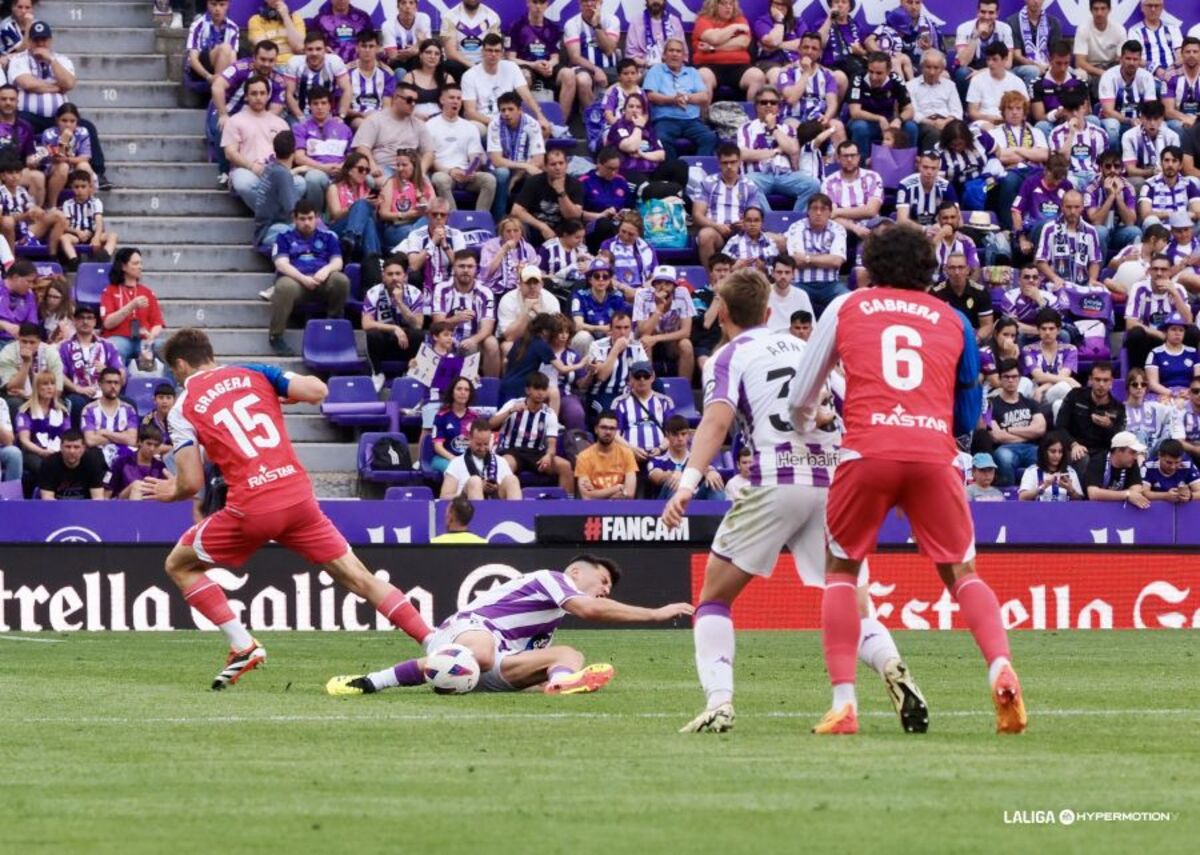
[[423, 645, 481, 694]]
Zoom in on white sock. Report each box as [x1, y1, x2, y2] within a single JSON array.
[[987, 656, 1011, 687], [218, 619, 253, 652], [693, 605, 735, 710], [832, 682, 858, 713], [367, 666, 400, 691], [858, 617, 901, 678]]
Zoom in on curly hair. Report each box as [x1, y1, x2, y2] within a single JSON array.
[[861, 224, 937, 292]]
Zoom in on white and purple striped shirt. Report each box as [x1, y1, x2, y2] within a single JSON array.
[[7, 50, 75, 118], [495, 397, 559, 452], [777, 64, 837, 124], [724, 232, 779, 265], [737, 119, 797, 176], [1139, 174, 1200, 215], [1049, 122, 1108, 177], [1126, 279, 1189, 327], [186, 13, 239, 55], [703, 326, 837, 487], [348, 65, 395, 115], [586, 337, 648, 399], [1036, 221, 1101, 284], [699, 174, 762, 225], [820, 169, 884, 209], [431, 279, 496, 343], [1165, 70, 1200, 116], [451, 569, 583, 653], [539, 237, 586, 282], [81, 399, 138, 465], [62, 197, 102, 233], [1121, 126, 1180, 171], [784, 219, 847, 284], [1129, 21, 1182, 76], [612, 389, 673, 451]]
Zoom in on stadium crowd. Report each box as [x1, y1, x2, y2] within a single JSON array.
[[4, 0, 1200, 506]]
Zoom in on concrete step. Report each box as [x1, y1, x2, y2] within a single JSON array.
[[108, 161, 219, 190], [161, 299, 270, 328], [105, 188, 246, 217], [295, 443, 358, 473], [285, 413, 343, 443], [107, 216, 253, 244], [139, 244, 273, 273], [54, 26, 158, 54], [87, 108, 205, 136], [207, 328, 366, 356], [40, 2, 154, 29], [151, 272, 274, 299], [106, 134, 209, 162], [73, 81, 181, 110], [74, 54, 168, 82]]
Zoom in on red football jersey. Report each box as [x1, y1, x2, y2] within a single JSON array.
[[791, 288, 973, 463], [169, 364, 313, 512]]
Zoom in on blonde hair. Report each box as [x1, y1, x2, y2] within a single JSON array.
[[700, 0, 743, 20], [717, 268, 771, 329], [19, 371, 65, 418]]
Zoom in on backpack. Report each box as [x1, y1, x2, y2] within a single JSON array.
[[370, 436, 412, 471], [558, 428, 594, 465], [639, 196, 688, 250], [708, 101, 749, 141], [584, 101, 607, 154]]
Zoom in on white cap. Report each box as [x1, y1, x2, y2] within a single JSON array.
[[1169, 210, 1194, 230], [1110, 431, 1147, 454], [650, 264, 677, 283], [520, 264, 543, 282]]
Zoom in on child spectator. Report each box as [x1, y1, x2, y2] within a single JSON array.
[[1018, 430, 1084, 501], [185, 0, 240, 86], [103, 423, 166, 499], [407, 320, 477, 399], [549, 313, 586, 430], [790, 309, 813, 340], [648, 414, 725, 499], [573, 409, 638, 499], [489, 371, 574, 495], [0, 158, 64, 255], [498, 310, 573, 408], [542, 219, 591, 295], [601, 59, 644, 130], [60, 169, 115, 269], [612, 360, 673, 462], [966, 452, 1006, 501], [39, 103, 93, 211], [429, 376, 479, 475], [1142, 438, 1200, 502], [140, 382, 175, 451]]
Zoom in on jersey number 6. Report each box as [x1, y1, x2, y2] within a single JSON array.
[[881, 324, 924, 392], [212, 394, 282, 458]]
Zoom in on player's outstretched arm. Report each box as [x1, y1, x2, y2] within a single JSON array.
[[284, 373, 329, 404], [662, 401, 733, 530], [563, 596, 694, 624]]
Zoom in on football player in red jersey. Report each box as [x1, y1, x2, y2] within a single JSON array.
[[144, 328, 432, 690], [789, 225, 1027, 735]]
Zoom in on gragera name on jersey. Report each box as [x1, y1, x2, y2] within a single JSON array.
[[192, 374, 252, 414]]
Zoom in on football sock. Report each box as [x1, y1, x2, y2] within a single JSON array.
[[821, 580, 860, 692], [858, 616, 901, 678], [367, 658, 424, 692], [183, 578, 252, 649], [951, 573, 1012, 670], [832, 682, 858, 713], [376, 587, 433, 644], [693, 600, 734, 710], [987, 657, 1012, 687], [547, 665, 574, 684]]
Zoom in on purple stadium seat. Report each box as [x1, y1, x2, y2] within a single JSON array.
[[73, 262, 112, 307], [303, 319, 365, 374], [656, 376, 701, 426], [418, 433, 443, 489], [475, 376, 500, 409], [357, 431, 422, 484], [386, 376, 428, 432], [525, 101, 575, 151], [681, 155, 717, 175], [123, 377, 162, 416], [448, 210, 496, 235], [14, 242, 50, 259], [0, 479, 23, 500], [344, 262, 363, 319], [741, 101, 755, 120], [1111, 379, 1126, 402], [762, 210, 803, 235], [322, 375, 389, 427], [677, 265, 708, 292], [870, 144, 916, 190], [525, 486, 568, 499], [35, 262, 62, 278], [384, 485, 434, 500]]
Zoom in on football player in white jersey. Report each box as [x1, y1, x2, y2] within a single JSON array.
[[662, 268, 927, 734]]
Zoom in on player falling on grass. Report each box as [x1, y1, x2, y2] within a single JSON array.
[[788, 224, 1027, 735], [143, 328, 433, 689], [325, 555, 694, 696], [661, 268, 928, 735]]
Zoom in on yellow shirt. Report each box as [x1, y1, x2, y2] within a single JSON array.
[[430, 531, 487, 544], [248, 12, 306, 65]]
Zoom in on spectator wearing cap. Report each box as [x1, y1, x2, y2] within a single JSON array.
[[987, 358, 1047, 486], [1018, 430, 1084, 501], [1142, 438, 1200, 503], [569, 257, 626, 356], [694, 143, 767, 268], [1086, 430, 1150, 506], [632, 264, 695, 383], [186, 0, 240, 86], [581, 148, 635, 254], [140, 382, 175, 451], [643, 38, 716, 161], [966, 452, 1005, 501], [1124, 253, 1196, 371], [0, 256, 38, 344], [579, 309, 645, 419], [59, 303, 121, 428], [611, 360, 673, 462], [268, 200, 348, 357], [1168, 209, 1200, 292], [497, 265, 562, 357], [292, 85, 353, 213], [307, 0, 372, 65], [479, 215, 539, 297], [766, 256, 812, 332], [103, 423, 167, 500], [574, 408, 638, 499], [1145, 313, 1198, 401], [1056, 360, 1125, 481], [649, 413, 725, 499]]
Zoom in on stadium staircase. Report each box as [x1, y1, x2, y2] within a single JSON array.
[[44, 0, 358, 493]]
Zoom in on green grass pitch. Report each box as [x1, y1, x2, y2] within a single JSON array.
[[2, 630, 1196, 854]]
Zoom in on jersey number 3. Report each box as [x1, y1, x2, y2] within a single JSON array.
[[212, 394, 281, 458], [881, 324, 924, 391]]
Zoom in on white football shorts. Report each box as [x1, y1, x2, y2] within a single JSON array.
[[426, 614, 515, 692]]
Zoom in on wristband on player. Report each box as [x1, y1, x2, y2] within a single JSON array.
[[680, 467, 704, 493]]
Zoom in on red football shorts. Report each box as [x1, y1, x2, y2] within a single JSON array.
[[182, 497, 349, 567], [825, 458, 976, 564]]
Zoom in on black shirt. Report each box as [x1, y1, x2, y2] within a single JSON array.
[[515, 174, 584, 231], [847, 72, 910, 121], [1085, 453, 1143, 492], [991, 393, 1039, 434], [1183, 122, 1200, 165], [1055, 386, 1126, 454], [690, 288, 722, 353], [38, 451, 106, 499], [931, 281, 993, 330]]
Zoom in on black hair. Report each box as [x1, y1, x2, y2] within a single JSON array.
[[862, 224, 937, 292], [790, 309, 812, 325], [567, 553, 622, 587]]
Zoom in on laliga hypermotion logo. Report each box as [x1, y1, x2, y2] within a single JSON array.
[[44, 526, 102, 543]]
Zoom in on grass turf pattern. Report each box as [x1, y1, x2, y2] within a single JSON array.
[[1, 630, 1196, 854]]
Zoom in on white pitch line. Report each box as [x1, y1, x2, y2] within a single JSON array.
[[0, 635, 66, 644], [11, 708, 1198, 726]]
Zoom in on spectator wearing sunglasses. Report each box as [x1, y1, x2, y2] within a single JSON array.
[[1123, 366, 1174, 457], [350, 81, 434, 181]]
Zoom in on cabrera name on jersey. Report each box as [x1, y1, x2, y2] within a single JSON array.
[[169, 364, 312, 510], [704, 326, 838, 487]]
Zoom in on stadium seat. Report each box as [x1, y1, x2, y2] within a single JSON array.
[[73, 263, 112, 307], [344, 262, 363, 320], [418, 433, 443, 489], [740, 101, 755, 120], [676, 265, 708, 292], [870, 144, 916, 190], [322, 375, 389, 428], [525, 486, 568, 499], [302, 319, 365, 374], [657, 376, 701, 426], [123, 377, 161, 416], [475, 376, 501, 409], [386, 376, 428, 433], [713, 448, 736, 483], [763, 210, 804, 235], [448, 210, 496, 235], [1111, 379, 1126, 402], [14, 242, 50, 259], [384, 485, 433, 500], [357, 432, 422, 485], [681, 155, 717, 175], [525, 101, 575, 151], [0, 479, 24, 500], [35, 262, 62, 279]]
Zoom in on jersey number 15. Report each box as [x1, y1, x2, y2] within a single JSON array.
[[212, 393, 281, 458]]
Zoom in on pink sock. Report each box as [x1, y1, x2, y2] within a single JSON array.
[[182, 578, 235, 625], [821, 581, 860, 686], [952, 573, 1011, 665], [377, 588, 433, 644]]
